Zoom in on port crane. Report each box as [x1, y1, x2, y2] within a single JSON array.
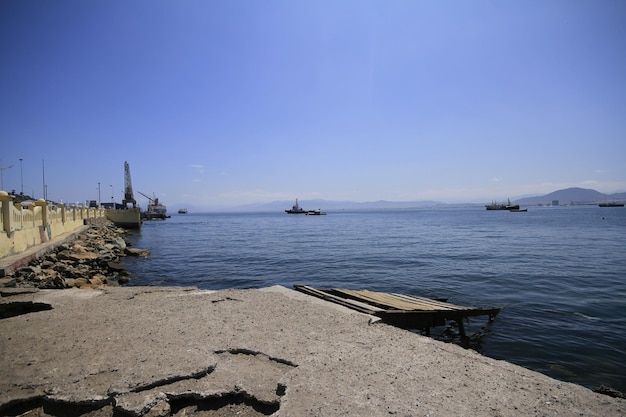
[[122, 161, 137, 208]]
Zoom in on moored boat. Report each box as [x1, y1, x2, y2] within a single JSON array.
[[306, 209, 326, 215], [505, 202, 520, 210], [138, 191, 169, 220], [285, 198, 306, 214], [485, 202, 507, 210], [486, 198, 519, 210]]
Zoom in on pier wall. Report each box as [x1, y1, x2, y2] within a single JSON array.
[[0, 191, 106, 259]]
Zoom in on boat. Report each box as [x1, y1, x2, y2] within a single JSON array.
[[485, 202, 507, 210], [306, 209, 326, 215], [138, 191, 170, 220], [485, 198, 519, 211], [285, 198, 307, 214], [599, 202, 624, 207], [178, 208, 188, 214], [509, 208, 527, 212], [141, 199, 169, 220]]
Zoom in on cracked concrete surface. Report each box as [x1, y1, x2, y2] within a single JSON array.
[[0, 286, 624, 416]]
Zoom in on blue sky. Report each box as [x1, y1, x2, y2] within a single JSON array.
[[1, 1, 625, 210]]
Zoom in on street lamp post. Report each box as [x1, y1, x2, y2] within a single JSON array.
[[42, 159, 46, 201], [110, 185, 114, 206], [19, 158, 23, 195], [98, 182, 101, 206]]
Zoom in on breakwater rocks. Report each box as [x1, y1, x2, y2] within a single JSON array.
[[3, 219, 149, 289]]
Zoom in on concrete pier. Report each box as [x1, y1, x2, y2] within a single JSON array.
[[1, 285, 623, 416]]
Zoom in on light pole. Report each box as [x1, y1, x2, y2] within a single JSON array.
[[42, 159, 46, 201], [97, 182, 101, 206], [110, 185, 114, 206], [19, 158, 23, 195]]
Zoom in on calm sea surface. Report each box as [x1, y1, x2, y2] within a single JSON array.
[[123, 206, 626, 392]]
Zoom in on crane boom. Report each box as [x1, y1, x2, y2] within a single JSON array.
[[137, 190, 155, 202]]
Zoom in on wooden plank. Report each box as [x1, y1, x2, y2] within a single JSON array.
[[294, 285, 385, 314], [390, 293, 470, 311], [332, 289, 421, 310], [333, 288, 464, 312]]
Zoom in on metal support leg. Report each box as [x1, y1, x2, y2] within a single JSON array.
[[457, 319, 469, 347]]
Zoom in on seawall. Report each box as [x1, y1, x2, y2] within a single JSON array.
[[0, 191, 106, 262]]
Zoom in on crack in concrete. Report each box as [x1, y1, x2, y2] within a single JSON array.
[[214, 348, 299, 368], [210, 296, 243, 303], [128, 366, 216, 394], [0, 396, 114, 417], [168, 392, 279, 416], [0, 341, 299, 417], [1, 348, 296, 416]]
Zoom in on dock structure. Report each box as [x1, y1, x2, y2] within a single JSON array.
[[294, 285, 501, 345]]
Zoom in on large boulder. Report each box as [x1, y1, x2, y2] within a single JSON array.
[[125, 248, 151, 257]]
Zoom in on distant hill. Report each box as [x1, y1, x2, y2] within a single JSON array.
[[514, 187, 626, 205], [182, 188, 625, 212]]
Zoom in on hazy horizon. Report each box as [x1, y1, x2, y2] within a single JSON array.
[[2, 185, 624, 211]]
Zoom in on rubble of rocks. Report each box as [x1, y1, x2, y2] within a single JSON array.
[[7, 219, 149, 289]]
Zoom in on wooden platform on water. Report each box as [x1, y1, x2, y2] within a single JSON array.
[[294, 285, 501, 342]]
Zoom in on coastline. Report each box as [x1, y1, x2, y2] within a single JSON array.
[[1, 223, 624, 415], [0, 218, 148, 288]]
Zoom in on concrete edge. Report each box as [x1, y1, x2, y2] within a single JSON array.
[[260, 284, 383, 323]]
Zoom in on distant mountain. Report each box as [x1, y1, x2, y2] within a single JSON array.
[[514, 187, 626, 205], [178, 188, 626, 212]]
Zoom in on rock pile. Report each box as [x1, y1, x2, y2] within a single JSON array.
[[7, 219, 149, 289]]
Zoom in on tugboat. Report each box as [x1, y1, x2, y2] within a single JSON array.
[[485, 198, 519, 211], [285, 198, 307, 214], [485, 201, 507, 210], [505, 199, 520, 210], [138, 191, 170, 220]]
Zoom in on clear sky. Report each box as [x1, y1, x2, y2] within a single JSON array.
[[1, 1, 625, 210]]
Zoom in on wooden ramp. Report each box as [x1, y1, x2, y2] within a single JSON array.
[[294, 285, 501, 343]]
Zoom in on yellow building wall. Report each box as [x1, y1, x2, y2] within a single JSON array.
[[0, 191, 106, 259]]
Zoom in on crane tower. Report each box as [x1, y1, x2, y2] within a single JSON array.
[[123, 161, 137, 208]]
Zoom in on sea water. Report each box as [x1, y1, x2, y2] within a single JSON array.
[[123, 206, 626, 392]]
